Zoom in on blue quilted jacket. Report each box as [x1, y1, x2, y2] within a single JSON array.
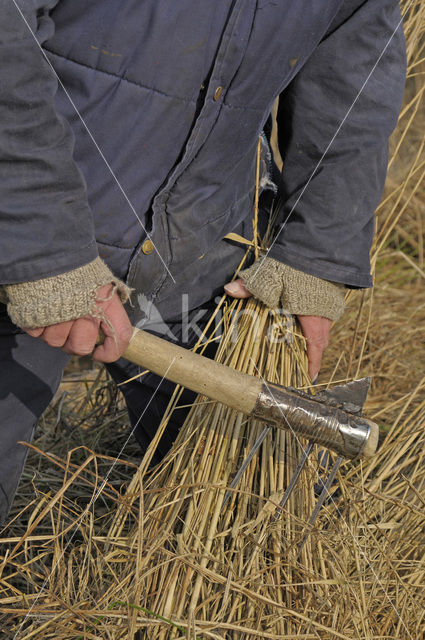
[[0, 0, 406, 320]]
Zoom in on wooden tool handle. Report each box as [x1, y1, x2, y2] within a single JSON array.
[[122, 327, 379, 460], [123, 327, 262, 413]]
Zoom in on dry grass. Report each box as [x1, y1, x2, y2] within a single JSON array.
[[1, 2, 425, 638]]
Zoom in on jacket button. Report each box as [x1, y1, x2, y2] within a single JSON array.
[[141, 239, 154, 254], [213, 86, 223, 101]]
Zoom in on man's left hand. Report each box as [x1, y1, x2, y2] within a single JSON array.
[[224, 278, 331, 381]]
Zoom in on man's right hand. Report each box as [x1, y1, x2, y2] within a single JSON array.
[[24, 284, 133, 363]]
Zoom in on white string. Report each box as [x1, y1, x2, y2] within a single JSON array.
[[251, 6, 408, 280], [252, 366, 413, 640], [12, 359, 177, 639], [10, 0, 175, 283]]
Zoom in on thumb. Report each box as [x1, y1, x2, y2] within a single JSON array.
[[224, 278, 252, 299]]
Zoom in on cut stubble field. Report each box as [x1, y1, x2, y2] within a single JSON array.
[[1, 2, 425, 638]]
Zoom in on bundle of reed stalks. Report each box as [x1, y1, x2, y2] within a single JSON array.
[[1, 1, 424, 638]]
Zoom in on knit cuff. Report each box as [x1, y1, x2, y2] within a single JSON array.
[[3, 257, 132, 329], [240, 257, 346, 321]]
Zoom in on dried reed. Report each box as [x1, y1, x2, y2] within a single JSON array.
[[1, 2, 425, 638]]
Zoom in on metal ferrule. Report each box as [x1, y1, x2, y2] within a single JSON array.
[[251, 383, 371, 459]]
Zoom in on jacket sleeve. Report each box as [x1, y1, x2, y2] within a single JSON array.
[[269, 0, 406, 288], [0, 0, 98, 285]]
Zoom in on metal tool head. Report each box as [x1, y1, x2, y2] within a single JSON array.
[[252, 377, 377, 460], [312, 377, 371, 416]]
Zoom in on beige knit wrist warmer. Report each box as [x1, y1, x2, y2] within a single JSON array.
[[1, 257, 132, 329], [240, 257, 346, 321]]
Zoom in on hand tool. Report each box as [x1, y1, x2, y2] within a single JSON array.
[[296, 454, 342, 554], [222, 377, 370, 516], [220, 425, 270, 512], [270, 377, 371, 522], [122, 328, 378, 461]]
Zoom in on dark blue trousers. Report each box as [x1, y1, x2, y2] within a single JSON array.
[[0, 302, 217, 525]]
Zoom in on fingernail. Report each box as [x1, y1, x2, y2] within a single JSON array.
[[224, 282, 238, 294]]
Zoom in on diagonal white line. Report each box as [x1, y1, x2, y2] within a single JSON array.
[[250, 5, 409, 281], [10, 0, 175, 283], [7, 2, 415, 634], [12, 1, 410, 291], [12, 358, 177, 639], [252, 363, 414, 640]]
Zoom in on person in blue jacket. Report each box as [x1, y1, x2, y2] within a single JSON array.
[[0, 0, 406, 523]]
